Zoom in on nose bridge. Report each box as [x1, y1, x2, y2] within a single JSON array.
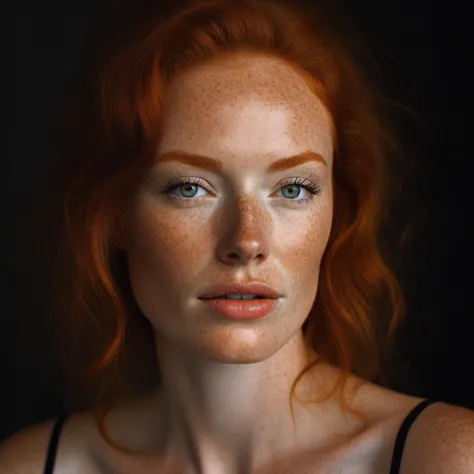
[[217, 193, 270, 265]]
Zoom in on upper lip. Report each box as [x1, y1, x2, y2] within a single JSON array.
[[199, 281, 283, 299]]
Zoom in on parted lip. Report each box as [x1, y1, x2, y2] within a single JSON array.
[[199, 281, 283, 299]]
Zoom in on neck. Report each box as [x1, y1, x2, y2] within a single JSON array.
[[152, 330, 335, 473]]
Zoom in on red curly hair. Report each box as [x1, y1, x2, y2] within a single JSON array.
[[39, 0, 411, 449]]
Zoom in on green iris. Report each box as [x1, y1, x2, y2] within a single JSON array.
[[281, 184, 300, 199], [180, 184, 199, 198]]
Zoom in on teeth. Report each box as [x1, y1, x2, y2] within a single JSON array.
[[222, 294, 260, 300]]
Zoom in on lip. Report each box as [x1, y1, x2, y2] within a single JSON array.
[[199, 281, 283, 299], [200, 297, 281, 320]]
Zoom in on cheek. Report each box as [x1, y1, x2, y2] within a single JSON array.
[[127, 203, 211, 277], [276, 201, 333, 286]]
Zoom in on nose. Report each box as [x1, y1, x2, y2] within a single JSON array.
[[216, 197, 270, 266]]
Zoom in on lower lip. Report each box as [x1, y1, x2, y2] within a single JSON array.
[[199, 297, 280, 320]]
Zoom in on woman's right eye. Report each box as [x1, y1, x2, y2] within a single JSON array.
[[163, 178, 211, 199]]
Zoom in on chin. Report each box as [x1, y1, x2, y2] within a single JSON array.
[[186, 327, 284, 364]]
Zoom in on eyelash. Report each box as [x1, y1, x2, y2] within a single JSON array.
[[163, 177, 321, 205]]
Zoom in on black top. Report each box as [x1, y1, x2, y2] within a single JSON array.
[[388, 398, 439, 474], [42, 399, 439, 474], [43, 414, 68, 474]]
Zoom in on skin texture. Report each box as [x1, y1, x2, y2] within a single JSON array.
[[117, 52, 338, 472]]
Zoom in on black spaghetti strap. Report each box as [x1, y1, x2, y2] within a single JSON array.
[[43, 414, 68, 474], [389, 399, 440, 474]]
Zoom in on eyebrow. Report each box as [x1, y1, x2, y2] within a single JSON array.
[[155, 149, 328, 173]]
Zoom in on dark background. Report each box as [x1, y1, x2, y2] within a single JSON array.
[[5, 0, 473, 442]]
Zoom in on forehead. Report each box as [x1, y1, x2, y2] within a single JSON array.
[[159, 53, 334, 164]]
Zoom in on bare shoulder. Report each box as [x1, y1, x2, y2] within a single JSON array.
[[0, 413, 100, 474], [336, 377, 473, 474], [400, 401, 474, 474], [0, 418, 58, 474]]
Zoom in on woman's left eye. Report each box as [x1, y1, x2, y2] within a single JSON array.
[[163, 177, 321, 204], [275, 178, 321, 203]]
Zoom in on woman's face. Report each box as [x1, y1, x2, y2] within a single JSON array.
[[122, 53, 334, 363]]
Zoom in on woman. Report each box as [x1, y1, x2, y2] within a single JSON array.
[[2, 0, 473, 472]]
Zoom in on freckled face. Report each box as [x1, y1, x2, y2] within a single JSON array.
[[123, 53, 334, 363]]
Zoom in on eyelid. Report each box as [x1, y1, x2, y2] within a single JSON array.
[[164, 177, 214, 195]]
